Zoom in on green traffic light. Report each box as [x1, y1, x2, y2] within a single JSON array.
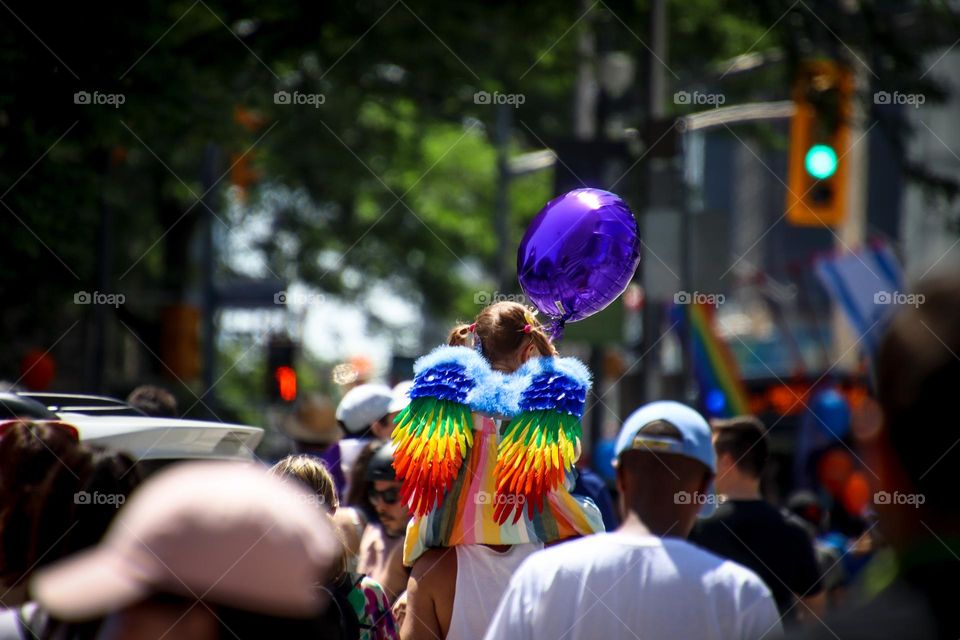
[[805, 144, 838, 180]]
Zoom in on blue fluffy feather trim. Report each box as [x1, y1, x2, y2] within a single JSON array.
[[511, 355, 592, 418], [410, 345, 592, 418]]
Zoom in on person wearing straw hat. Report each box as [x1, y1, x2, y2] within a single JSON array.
[[279, 394, 348, 496]]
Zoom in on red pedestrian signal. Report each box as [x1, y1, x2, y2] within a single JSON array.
[[266, 338, 298, 404], [274, 365, 297, 402]]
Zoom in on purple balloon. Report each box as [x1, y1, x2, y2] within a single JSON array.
[[518, 188, 641, 334]]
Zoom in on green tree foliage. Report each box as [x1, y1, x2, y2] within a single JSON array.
[[1, 0, 955, 386]]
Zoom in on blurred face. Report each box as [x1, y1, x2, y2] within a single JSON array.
[[370, 416, 394, 441], [710, 432, 733, 495], [98, 599, 217, 640], [369, 479, 410, 536]]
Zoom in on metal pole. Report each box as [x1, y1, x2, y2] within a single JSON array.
[[494, 102, 512, 292], [832, 62, 869, 371], [574, 0, 597, 140], [649, 0, 668, 120], [200, 144, 220, 403], [92, 154, 112, 392], [640, 0, 669, 403]]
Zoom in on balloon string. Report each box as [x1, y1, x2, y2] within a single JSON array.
[[548, 318, 566, 343]]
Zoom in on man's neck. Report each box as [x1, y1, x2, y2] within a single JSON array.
[[378, 522, 407, 540], [718, 475, 761, 501], [617, 511, 668, 537]]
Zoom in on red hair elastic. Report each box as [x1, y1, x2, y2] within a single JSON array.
[[468, 323, 477, 333], [522, 324, 532, 334]]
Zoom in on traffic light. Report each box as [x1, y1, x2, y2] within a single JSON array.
[[274, 365, 297, 402], [266, 338, 298, 403], [786, 60, 853, 227]]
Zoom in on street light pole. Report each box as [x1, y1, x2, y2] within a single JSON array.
[[638, 0, 670, 404]]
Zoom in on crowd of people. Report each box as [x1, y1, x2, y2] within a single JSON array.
[[0, 276, 957, 639]]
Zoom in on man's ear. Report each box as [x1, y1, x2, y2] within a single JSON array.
[[714, 451, 732, 473]]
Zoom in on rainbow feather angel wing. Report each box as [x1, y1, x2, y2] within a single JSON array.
[[392, 346, 488, 517], [494, 356, 591, 524]]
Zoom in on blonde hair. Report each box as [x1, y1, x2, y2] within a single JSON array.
[[269, 455, 349, 578], [448, 301, 557, 365], [269, 455, 339, 511]]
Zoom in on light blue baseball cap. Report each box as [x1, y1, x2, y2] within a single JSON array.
[[615, 400, 717, 516]]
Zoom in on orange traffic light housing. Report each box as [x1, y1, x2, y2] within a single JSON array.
[[786, 61, 853, 227]]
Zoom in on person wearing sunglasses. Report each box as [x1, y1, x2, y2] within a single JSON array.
[[356, 442, 411, 605]]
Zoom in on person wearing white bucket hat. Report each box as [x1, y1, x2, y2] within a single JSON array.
[[336, 384, 394, 440], [335, 384, 393, 499], [386, 380, 413, 423]]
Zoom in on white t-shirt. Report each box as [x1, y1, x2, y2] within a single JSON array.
[[483, 532, 783, 640], [448, 543, 542, 640]]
